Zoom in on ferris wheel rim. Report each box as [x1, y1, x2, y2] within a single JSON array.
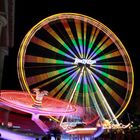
[[17, 13, 134, 121]]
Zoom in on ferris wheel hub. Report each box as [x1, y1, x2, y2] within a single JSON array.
[[74, 58, 96, 65]]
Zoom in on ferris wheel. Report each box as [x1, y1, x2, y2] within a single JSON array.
[[17, 13, 134, 126]]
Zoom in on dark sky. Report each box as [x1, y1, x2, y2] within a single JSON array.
[[3, 0, 140, 119]]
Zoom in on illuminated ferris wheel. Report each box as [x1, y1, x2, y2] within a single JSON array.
[[17, 13, 134, 127]]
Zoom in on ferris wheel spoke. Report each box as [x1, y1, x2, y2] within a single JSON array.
[[74, 19, 84, 58], [94, 50, 121, 62], [83, 22, 87, 58], [86, 73, 105, 120], [61, 19, 81, 57], [92, 64, 129, 72], [90, 66, 128, 88], [26, 65, 77, 86], [65, 67, 84, 103], [25, 55, 74, 65], [55, 75, 78, 99], [49, 68, 81, 97], [88, 68, 124, 105], [43, 24, 77, 58], [86, 70, 111, 114], [31, 36, 74, 60], [87, 34, 108, 59], [54, 67, 80, 99], [89, 38, 113, 60], [60, 67, 84, 125], [86, 28, 99, 59], [65, 67, 83, 101], [37, 67, 79, 90], [71, 84, 81, 105], [83, 70, 91, 110], [65, 77, 81, 102], [86, 68, 119, 124]]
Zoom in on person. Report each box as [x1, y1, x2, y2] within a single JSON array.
[[41, 134, 51, 140], [32, 88, 48, 108]]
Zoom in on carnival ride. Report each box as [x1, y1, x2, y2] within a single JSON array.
[[0, 13, 134, 138]]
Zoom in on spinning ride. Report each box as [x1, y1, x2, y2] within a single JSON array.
[[1, 13, 134, 136]]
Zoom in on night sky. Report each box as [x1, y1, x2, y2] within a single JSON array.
[[2, 0, 140, 120]]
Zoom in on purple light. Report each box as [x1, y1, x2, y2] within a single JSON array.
[[94, 127, 104, 138], [0, 128, 37, 140]]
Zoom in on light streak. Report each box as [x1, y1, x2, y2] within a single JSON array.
[[60, 67, 84, 127]]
